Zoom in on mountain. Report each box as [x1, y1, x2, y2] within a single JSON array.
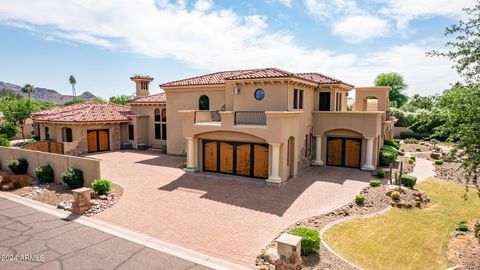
[[0, 81, 96, 104]]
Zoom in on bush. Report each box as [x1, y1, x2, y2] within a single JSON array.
[[0, 135, 10, 147], [400, 175, 417, 188], [384, 139, 400, 149], [62, 168, 84, 189], [408, 158, 415, 164], [91, 179, 112, 195], [355, 195, 365, 205], [399, 131, 429, 140], [375, 169, 385, 178], [22, 138, 37, 147], [0, 122, 18, 138], [35, 165, 54, 183], [380, 148, 397, 166], [290, 227, 320, 255], [8, 158, 28, 174], [457, 221, 469, 232], [415, 147, 422, 152], [382, 145, 398, 153], [404, 138, 418, 144], [393, 139, 401, 145], [409, 156, 416, 161], [370, 180, 381, 187], [434, 159, 444, 165], [391, 191, 401, 200]]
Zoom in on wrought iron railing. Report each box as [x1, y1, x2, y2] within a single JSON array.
[[234, 111, 266, 125]]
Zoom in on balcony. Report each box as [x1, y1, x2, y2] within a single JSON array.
[[234, 111, 266, 125], [194, 111, 221, 124], [312, 111, 383, 138]]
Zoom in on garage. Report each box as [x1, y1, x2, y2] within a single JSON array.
[[326, 137, 361, 168], [87, 130, 110, 153], [203, 140, 269, 178]]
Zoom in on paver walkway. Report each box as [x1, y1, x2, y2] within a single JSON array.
[[85, 150, 372, 267], [406, 153, 436, 182], [0, 197, 211, 270]]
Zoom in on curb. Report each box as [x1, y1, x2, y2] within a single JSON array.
[[319, 206, 393, 270], [0, 192, 252, 270]]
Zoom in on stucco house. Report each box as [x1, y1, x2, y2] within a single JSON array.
[[32, 68, 395, 186]]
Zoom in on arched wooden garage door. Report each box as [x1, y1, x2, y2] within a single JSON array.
[[202, 140, 269, 178], [327, 137, 361, 168], [87, 130, 110, 153]]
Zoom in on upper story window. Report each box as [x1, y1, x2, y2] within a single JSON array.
[[154, 108, 161, 121], [161, 108, 166, 122], [254, 88, 265, 100], [293, 89, 304, 109], [336, 92, 342, 111], [199, 95, 209, 110], [319, 92, 331, 111], [140, 82, 148, 90]]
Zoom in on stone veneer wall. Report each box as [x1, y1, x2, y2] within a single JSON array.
[[62, 123, 123, 156]]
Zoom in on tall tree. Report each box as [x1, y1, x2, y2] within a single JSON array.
[[109, 94, 133, 106], [0, 97, 34, 141], [21, 83, 35, 99], [374, 73, 408, 107], [69, 75, 77, 100]]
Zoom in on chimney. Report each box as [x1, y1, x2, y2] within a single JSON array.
[[130, 75, 154, 98]]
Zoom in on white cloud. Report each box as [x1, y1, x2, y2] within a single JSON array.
[[0, 0, 459, 95], [380, 0, 477, 28], [278, 0, 292, 8], [304, 0, 362, 20], [333, 15, 389, 43]]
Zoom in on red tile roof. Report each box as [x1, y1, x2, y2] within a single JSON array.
[[32, 102, 133, 123], [160, 67, 353, 87], [127, 93, 166, 104]]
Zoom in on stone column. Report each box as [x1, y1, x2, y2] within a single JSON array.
[[72, 187, 92, 215], [185, 136, 198, 171], [267, 143, 282, 185], [312, 135, 324, 166], [361, 137, 375, 171]]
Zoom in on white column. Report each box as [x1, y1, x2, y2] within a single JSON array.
[[312, 135, 324, 166], [185, 137, 197, 171], [266, 143, 282, 185], [361, 137, 375, 171]]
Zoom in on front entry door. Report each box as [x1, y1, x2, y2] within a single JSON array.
[[87, 130, 110, 153], [327, 137, 361, 168]]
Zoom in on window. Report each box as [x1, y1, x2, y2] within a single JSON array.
[[254, 88, 265, 100], [293, 89, 304, 109], [155, 124, 161, 140], [141, 82, 148, 90], [319, 92, 331, 111], [161, 108, 166, 122], [44, 127, 49, 140], [199, 95, 209, 110], [64, 128, 73, 142], [336, 92, 342, 111], [154, 109, 161, 122], [128, 124, 134, 140], [161, 123, 167, 140]]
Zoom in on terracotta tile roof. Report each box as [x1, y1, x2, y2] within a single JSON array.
[[127, 93, 166, 104], [160, 67, 353, 87], [32, 102, 132, 123]]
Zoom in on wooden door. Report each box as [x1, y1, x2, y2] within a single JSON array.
[[327, 138, 342, 166], [219, 142, 234, 174], [203, 141, 217, 172], [236, 144, 251, 176], [87, 131, 98, 153], [98, 130, 109, 151], [253, 144, 269, 178], [345, 139, 361, 167]]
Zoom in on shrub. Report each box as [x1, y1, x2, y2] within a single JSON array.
[[415, 147, 422, 152], [91, 179, 112, 195], [62, 168, 84, 189], [22, 139, 37, 147], [433, 146, 441, 152], [290, 227, 320, 255], [408, 158, 415, 164], [35, 165, 54, 183], [14, 176, 31, 188], [384, 139, 399, 149], [382, 145, 398, 153], [400, 175, 417, 188], [391, 191, 401, 200], [380, 147, 398, 166], [409, 156, 416, 161], [393, 139, 401, 145], [399, 131, 429, 140], [0, 122, 18, 138], [375, 169, 385, 179], [355, 195, 365, 205], [370, 180, 381, 187], [457, 221, 469, 232], [8, 158, 28, 174], [434, 159, 444, 165], [404, 138, 418, 144], [0, 135, 10, 147]]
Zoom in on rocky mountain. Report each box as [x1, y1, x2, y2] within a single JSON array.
[[0, 81, 96, 104]]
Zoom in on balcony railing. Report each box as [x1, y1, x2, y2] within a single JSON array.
[[234, 111, 266, 125], [194, 111, 221, 123]]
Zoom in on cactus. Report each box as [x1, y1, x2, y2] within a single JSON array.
[[395, 171, 399, 186], [399, 162, 403, 179], [389, 165, 393, 185]]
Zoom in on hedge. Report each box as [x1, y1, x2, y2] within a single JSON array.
[[290, 227, 320, 255], [384, 139, 399, 149], [400, 175, 417, 188], [399, 131, 430, 140]]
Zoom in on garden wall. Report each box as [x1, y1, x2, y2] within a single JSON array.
[[0, 147, 100, 186], [393, 127, 413, 138]]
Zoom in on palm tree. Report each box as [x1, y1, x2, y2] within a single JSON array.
[[69, 75, 77, 100], [21, 84, 35, 99]]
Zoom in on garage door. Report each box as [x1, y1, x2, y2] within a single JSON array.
[[327, 137, 361, 168], [87, 130, 110, 153], [202, 140, 269, 178]]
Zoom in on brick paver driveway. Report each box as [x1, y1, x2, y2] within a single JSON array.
[[86, 150, 372, 267]]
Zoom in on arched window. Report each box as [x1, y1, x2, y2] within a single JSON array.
[[161, 108, 166, 122], [44, 127, 50, 140], [199, 95, 209, 110], [63, 128, 73, 142], [154, 108, 160, 122]]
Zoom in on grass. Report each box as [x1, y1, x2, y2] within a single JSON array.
[[323, 178, 480, 270]]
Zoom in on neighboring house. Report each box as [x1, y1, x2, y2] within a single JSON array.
[[158, 67, 395, 185], [32, 102, 132, 155]]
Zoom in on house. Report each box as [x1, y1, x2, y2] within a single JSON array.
[[32, 102, 132, 155], [159, 68, 395, 185]]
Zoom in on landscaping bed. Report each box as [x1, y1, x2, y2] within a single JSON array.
[[256, 184, 391, 270], [435, 161, 479, 187], [447, 220, 480, 270]]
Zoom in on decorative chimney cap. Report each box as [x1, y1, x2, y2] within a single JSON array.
[[130, 75, 154, 81]]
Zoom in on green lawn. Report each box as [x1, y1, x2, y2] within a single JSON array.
[[323, 179, 480, 270]]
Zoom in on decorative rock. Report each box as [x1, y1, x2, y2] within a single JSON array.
[[99, 195, 108, 200]]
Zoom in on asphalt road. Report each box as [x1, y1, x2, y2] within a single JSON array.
[[0, 197, 212, 270]]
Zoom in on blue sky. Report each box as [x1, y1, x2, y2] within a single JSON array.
[[0, 0, 475, 98]]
